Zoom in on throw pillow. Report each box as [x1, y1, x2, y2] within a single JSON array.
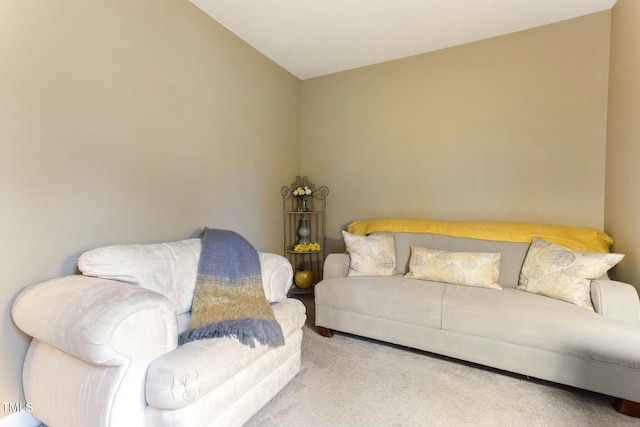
[[517, 237, 624, 310], [404, 246, 502, 289], [342, 230, 397, 276]]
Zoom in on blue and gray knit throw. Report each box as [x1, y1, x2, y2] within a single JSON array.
[[178, 228, 285, 348]]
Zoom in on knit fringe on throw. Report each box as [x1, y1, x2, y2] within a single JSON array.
[[179, 318, 285, 348]]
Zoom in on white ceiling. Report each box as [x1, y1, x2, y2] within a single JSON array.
[[190, 0, 617, 80]]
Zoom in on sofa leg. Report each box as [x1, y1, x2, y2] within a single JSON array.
[[316, 326, 334, 337], [614, 398, 640, 418]]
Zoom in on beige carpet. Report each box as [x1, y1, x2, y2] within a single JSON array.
[[246, 298, 638, 427]]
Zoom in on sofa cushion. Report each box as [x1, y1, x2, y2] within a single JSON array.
[[405, 246, 502, 290], [392, 233, 530, 288], [315, 275, 445, 328], [342, 231, 397, 276], [146, 298, 306, 410], [517, 238, 624, 310], [78, 239, 293, 315], [441, 285, 640, 369]]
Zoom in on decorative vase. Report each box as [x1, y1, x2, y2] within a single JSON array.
[[297, 218, 311, 244], [298, 197, 309, 212]]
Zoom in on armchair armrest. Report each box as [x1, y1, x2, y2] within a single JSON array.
[[591, 279, 640, 326], [323, 253, 350, 279], [258, 252, 293, 302], [12, 275, 178, 366]]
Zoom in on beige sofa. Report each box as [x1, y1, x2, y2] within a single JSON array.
[[12, 238, 306, 427], [315, 219, 640, 415]]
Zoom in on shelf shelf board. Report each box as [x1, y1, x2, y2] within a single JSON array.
[[287, 285, 314, 296], [285, 211, 320, 215], [286, 249, 322, 254]]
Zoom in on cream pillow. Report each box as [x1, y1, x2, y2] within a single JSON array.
[[342, 231, 397, 276], [405, 246, 502, 289], [517, 237, 624, 310]]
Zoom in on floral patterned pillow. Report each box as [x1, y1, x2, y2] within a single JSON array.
[[404, 246, 502, 289], [342, 231, 397, 276], [517, 237, 624, 310]]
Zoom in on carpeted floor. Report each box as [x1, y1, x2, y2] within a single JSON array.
[[245, 294, 639, 427]]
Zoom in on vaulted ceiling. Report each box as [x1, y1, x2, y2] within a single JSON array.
[[191, 0, 617, 80]]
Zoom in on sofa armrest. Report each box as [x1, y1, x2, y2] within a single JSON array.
[[258, 252, 293, 302], [591, 279, 640, 326], [12, 275, 178, 366], [323, 253, 350, 279]]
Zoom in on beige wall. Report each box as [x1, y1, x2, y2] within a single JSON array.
[[301, 12, 612, 252], [605, 0, 640, 293], [0, 0, 300, 412]]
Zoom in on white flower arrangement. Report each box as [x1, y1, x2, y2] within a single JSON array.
[[293, 186, 313, 199]]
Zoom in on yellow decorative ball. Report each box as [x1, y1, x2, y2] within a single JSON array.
[[294, 270, 313, 289]]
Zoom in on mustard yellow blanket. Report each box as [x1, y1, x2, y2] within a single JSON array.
[[347, 218, 613, 253]]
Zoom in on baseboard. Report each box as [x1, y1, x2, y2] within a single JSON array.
[[0, 411, 41, 427]]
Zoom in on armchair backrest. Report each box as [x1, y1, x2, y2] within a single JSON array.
[[78, 239, 293, 315]]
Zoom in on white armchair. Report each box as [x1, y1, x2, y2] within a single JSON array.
[[12, 239, 306, 427]]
